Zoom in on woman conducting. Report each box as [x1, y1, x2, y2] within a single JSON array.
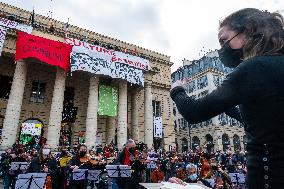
[[170, 8, 284, 189]]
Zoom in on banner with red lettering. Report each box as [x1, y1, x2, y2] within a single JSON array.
[[15, 32, 72, 71], [65, 37, 148, 86]]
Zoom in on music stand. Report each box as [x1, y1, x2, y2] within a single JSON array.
[[72, 169, 88, 181], [229, 173, 245, 185], [87, 170, 102, 181], [106, 165, 132, 178], [15, 173, 47, 189], [10, 162, 30, 174]]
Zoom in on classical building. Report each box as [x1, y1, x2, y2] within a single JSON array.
[[0, 2, 175, 150], [171, 51, 245, 153]]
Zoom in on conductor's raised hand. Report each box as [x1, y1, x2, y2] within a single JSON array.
[[170, 80, 186, 92]]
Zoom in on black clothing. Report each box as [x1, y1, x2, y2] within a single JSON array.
[[28, 157, 59, 188], [171, 55, 284, 188], [68, 156, 88, 189]]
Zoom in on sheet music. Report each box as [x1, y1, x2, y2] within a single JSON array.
[[106, 165, 132, 178], [87, 170, 101, 181], [73, 169, 88, 180], [15, 173, 47, 189]]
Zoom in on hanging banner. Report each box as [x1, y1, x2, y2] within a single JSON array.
[[0, 17, 33, 34], [21, 123, 42, 136], [154, 117, 163, 138], [65, 37, 149, 70], [0, 25, 7, 55], [65, 37, 146, 86], [98, 85, 118, 116], [15, 31, 73, 72]]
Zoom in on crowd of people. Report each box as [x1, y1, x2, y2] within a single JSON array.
[[0, 139, 247, 189]]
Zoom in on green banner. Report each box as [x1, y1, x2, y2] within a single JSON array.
[[98, 85, 118, 116]]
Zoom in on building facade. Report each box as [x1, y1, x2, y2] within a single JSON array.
[[0, 2, 176, 150], [172, 51, 245, 153]]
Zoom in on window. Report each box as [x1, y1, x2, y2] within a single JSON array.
[[192, 136, 200, 150], [222, 133, 230, 151], [181, 118, 184, 130], [187, 81, 196, 93], [0, 75, 13, 99], [30, 81, 46, 103], [233, 134, 241, 151], [152, 100, 161, 117], [62, 87, 78, 123], [196, 75, 208, 90], [64, 87, 75, 106]]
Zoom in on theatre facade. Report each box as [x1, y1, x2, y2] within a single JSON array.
[[0, 2, 175, 150]]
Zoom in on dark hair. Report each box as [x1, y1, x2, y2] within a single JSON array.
[[220, 8, 284, 59]]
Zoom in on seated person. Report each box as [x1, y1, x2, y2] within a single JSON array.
[[169, 163, 212, 188]]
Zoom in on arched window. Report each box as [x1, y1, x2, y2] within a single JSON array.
[[205, 134, 214, 153], [233, 134, 241, 151], [192, 136, 200, 150], [222, 133, 230, 151], [181, 138, 188, 152]]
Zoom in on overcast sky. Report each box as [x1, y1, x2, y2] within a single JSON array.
[[2, 0, 284, 72]]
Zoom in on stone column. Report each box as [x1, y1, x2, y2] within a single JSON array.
[[106, 117, 116, 144], [117, 81, 128, 150], [0, 60, 27, 149], [144, 82, 153, 148], [46, 68, 66, 149], [131, 89, 139, 142], [85, 76, 99, 149]]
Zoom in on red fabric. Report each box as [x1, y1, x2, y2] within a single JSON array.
[[15, 31, 72, 72], [123, 148, 131, 166]]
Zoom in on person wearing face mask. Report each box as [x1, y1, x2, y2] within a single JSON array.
[[68, 144, 89, 189], [115, 139, 140, 189], [28, 144, 59, 189], [169, 163, 212, 188], [171, 8, 284, 189]]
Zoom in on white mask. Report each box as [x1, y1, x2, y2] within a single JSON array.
[[42, 149, 50, 155]]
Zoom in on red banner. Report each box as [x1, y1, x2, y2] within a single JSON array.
[[15, 31, 72, 72]]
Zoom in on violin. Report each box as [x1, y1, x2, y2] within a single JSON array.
[[79, 154, 99, 166]]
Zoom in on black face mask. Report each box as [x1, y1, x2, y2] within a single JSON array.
[[62, 151, 67, 156], [218, 33, 243, 68], [79, 151, 86, 157]]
